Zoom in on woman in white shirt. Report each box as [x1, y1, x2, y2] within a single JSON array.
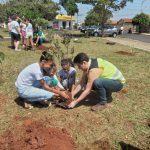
[[15, 51, 69, 109]]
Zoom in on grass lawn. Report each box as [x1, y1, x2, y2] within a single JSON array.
[[0, 28, 10, 38], [0, 36, 150, 149]]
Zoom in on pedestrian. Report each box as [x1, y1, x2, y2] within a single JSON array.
[[8, 17, 14, 49], [10, 15, 21, 51], [25, 19, 34, 50], [20, 20, 26, 48], [58, 58, 76, 92], [68, 53, 125, 111], [120, 26, 124, 34], [15, 51, 69, 109]]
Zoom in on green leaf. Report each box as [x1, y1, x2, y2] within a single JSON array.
[[0, 52, 5, 64]]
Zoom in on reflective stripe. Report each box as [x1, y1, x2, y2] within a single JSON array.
[[111, 69, 125, 81], [111, 69, 120, 79]]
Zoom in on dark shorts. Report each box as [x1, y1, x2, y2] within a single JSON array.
[[11, 32, 20, 41]]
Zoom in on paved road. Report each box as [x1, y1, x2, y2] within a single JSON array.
[[106, 37, 150, 52], [118, 33, 150, 43]]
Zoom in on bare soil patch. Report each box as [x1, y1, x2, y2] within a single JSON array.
[[106, 42, 116, 45], [0, 93, 7, 108], [115, 51, 134, 56], [37, 45, 49, 51], [0, 119, 75, 150], [78, 139, 113, 150]]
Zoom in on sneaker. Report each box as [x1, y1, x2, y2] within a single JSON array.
[[31, 48, 35, 51], [15, 48, 21, 51], [91, 103, 107, 111]]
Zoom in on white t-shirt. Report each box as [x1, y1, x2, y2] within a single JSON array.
[[20, 22, 26, 32], [26, 23, 33, 33], [10, 20, 20, 34], [15, 63, 43, 88]]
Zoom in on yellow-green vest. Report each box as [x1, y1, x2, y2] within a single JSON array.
[[97, 58, 125, 83]]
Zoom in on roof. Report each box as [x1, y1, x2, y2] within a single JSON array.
[[110, 20, 118, 25], [56, 14, 75, 21], [118, 18, 132, 23]]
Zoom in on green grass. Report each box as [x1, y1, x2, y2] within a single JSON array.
[[0, 28, 10, 37], [0, 36, 150, 149]]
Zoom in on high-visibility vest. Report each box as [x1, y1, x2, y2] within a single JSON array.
[[97, 58, 125, 83]]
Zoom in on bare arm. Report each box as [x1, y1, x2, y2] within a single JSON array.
[[74, 68, 102, 103], [71, 73, 85, 98], [39, 80, 69, 99]]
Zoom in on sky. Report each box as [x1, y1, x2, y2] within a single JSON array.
[[53, 0, 150, 22], [0, 0, 149, 22]]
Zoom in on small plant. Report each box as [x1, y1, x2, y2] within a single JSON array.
[[61, 35, 71, 57], [0, 35, 4, 39], [47, 31, 75, 63], [0, 51, 5, 82], [0, 51, 5, 64]]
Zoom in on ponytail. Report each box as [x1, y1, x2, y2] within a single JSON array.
[[40, 51, 53, 62]]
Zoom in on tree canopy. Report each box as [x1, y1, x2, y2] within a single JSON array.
[[133, 13, 150, 26], [0, 0, 59, 23], [60, 0, 133, 26], [60, 0, 78, 16]]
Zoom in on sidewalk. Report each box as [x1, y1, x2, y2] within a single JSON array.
[[105, 37, 150, 52]]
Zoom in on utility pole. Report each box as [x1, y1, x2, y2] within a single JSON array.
[[141, 0, 147, 13]]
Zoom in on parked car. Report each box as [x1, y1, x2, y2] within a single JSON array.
[[91, 26, 118, 38], [80, 25, 99, 34], [80, 26, 88, 33], [86, 25, 100, 35]]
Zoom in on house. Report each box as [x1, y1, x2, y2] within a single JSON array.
[[53, 14, 76, 30], [118, 18, 133, 32], [106, 20, 118, 26]]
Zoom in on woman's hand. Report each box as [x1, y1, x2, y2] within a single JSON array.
[[68, 100, 78, 109]]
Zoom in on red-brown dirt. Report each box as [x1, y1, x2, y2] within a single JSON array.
[[0, 93, 7, 107], [37, 45, 49, 51], [78, 139, 113, 150], [115, 51, 134, 56], [54, 91, 73, 108], [0, 120, 75, 150]]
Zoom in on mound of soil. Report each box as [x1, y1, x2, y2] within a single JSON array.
[[37, 45, 49, 51], [115, 51, 134, 56], [106, 42, 116, 45], [0, 120, 75, 150], [54, 91, 73, 109]]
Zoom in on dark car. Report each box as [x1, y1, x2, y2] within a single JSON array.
[[80, 26, 88, 33], [80, 25, 99, 34], [90, 25, 118, 38]]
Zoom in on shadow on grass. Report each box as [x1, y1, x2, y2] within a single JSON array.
[[14, 97, 50, 109], [119, 141, 141, 150], [75, 91, 103, 108]]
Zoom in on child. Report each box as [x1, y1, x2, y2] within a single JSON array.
[[35, 29, 46, 46], [43, 63, 64, 90], [15, 51, 69, 109], [20, 20, 26, 48], [58, 59, 76, 92], [25, 19, 34, 50]]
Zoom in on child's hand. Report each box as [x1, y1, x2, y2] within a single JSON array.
[[60, 91, 70, 99]]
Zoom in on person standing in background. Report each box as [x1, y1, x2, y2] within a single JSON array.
[[8, 17, 14, 49], [10, 15, 21, 51], [20, 20, 26, 48]]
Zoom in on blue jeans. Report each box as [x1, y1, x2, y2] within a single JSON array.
[[93, 78, 123, 104]]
